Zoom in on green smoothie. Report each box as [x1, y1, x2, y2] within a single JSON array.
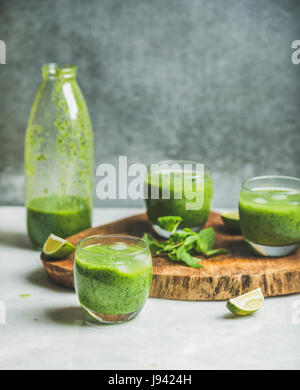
[[145, 170, 213, 229], [27, 195, 91, 248], [25, 64, 94, 250], [74, 242, 152, 316], [239, 189, 300, 246]]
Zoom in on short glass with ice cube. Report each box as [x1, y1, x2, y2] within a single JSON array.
[[239, 176, 300, 257], [74, 235, 152, 324]]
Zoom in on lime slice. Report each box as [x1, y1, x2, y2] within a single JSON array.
[[226, 288, 264, 316], [221, 210, 241, 234], [43, 233, 76, 259]]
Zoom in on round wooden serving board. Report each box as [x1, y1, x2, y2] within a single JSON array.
[[41, 212, 300, 300]]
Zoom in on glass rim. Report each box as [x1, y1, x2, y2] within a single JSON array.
[[77, 234, 149, 258], [242, 175, 300, 193], [147, 159, 210, 177]]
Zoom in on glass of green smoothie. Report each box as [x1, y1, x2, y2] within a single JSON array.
[[74, 235, 153, 324], [145, 160, 213, 238], [239, 175, 300, 257]]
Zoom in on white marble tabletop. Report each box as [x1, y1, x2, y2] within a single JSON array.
[[0, 206, 299, 370]]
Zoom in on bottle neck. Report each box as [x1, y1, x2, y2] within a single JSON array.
[[42, 63, 77, 81]]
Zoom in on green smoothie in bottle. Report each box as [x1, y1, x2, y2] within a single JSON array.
[[25, 63, 94, 248]]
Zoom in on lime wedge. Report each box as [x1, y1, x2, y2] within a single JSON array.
[[226, 288, 264, 316], [43, 233, 76, 259], [221, 210, 241, 234]]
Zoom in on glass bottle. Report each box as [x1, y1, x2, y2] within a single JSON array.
[[25, 63, 94, 249]]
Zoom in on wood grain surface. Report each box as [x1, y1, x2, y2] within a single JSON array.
[[40, 212, 300, 300]]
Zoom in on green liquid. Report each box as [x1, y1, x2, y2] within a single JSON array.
[[27, 195, 91, 248], [145, 171, 213, 228], [74, 243, 152, 315], [239, 188, 300, 246]]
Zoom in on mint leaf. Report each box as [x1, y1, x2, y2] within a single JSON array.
[[204, 248, 228, 256], [163, 242, 181, 252], [183, 227, 197, 234], [168, 250, 180, 261], [169, 230, 191, 243], [176, 246, 203, 268], [145, 217, 227, 269], [197, 227, 215, 253], [157, 216, 183, 233], [142, 233, 165, 254], [183, 235, 199, 251]]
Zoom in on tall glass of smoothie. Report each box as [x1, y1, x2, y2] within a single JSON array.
[[145, 160, 213, 238], [74, 235, 153, 324], [239, 175, 300, 257]]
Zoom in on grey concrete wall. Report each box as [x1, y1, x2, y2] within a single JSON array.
[[0, 0, 299, 208]]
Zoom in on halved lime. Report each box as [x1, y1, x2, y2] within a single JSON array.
[[221, 210, 241, 234], [226, 288, 264, 316], [43, 233, 76, 259]]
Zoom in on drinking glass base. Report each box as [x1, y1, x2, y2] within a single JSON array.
[[83, 307, 142, 325], [246, 239, 298, 257]]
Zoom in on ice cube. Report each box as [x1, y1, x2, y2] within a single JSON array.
[[270, 194, 287, 201], [116, 264, 132, 274], [253, 198, 267, 204], [109, 242, 128, 251], [134, 254, 148, 262]]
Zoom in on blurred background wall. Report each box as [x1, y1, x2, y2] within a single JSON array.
[[0, 0, 299, 208]]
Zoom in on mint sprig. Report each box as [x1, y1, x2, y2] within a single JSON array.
[[157, 216, 183, 233], [143, 216, 227, 268]]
